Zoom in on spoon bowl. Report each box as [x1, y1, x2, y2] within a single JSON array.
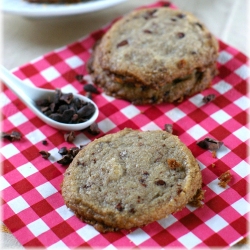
[[0, 65, 99, 131]]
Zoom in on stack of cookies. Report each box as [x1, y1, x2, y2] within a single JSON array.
[[88, 7, 219, 104], [61, 129, 202, 232]]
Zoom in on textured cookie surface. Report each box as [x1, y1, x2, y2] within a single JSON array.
[[89, 7, 219, 104], [61, 128, 202, 232]]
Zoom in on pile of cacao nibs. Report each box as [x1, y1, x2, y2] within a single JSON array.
[[36, 89, 95, 124]]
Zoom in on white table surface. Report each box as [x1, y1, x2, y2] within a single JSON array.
[[1, 0, 249, 248]]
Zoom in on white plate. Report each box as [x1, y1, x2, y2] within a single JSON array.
[[2, 0, 126, 18]]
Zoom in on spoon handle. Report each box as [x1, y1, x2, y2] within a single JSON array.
[[0, 65, 54, 104]]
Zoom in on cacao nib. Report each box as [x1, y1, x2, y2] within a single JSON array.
[[177, 13, 186, 18], [197, 137, 223, 151], [195, 22, 203, 29], [155, 180, 166, 186], [77, 103, 95, 118], [69, 147, 80, 157], [1, 131, 22, 142], [75, 74, 84, 82], [58, 147, 68, 155], [143, 29, 153, 34], [115, 202, 124, 211], [139, 178, 147, 187], [203, 94, 216, 104], [57, 154, 73, 165], [177, 32, 185, 38], [64, 131, 76, 143], [129, 208, 135, 214], [83, 84, 99, 94], [39, 150, 50, 159], [87, 122, 100, 135], [42, 140, 48, 145], [57, 146, 82, 166], [117, 40, 129, 48]]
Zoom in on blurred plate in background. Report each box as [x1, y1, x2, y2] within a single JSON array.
[[2, 0, 126, 18]]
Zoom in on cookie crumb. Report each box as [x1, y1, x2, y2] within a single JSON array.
[[211, 150, 217, 158], [218, 170, 232, 188]]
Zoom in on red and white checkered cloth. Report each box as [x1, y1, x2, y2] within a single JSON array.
[[1, 1, 249, 248]]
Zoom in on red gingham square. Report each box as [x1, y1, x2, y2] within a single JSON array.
[[1, 1, 249, 249]]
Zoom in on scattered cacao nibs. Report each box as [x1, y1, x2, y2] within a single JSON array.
[[87, 122, 100, 135], [197, 137, 223, 151], [164, 124, 173, 134], [1, 131, 22, 142], [75, 74, 84, 82], [218, 170, 232, 188], [83, 84, 99, 94], [203, 94, 216, 104], [57, 154, 74, 166], [36, 89, 96, 124], [155, 180, 166, 186], [39, 150, 50, 159], [188, 189, 205, 207], [177, 32, 185, 38], [83, 184, 91, 189], [143, 171, 149, 176], [64, 131, 76, 143], [57, 146, 82, 166], [115, 202, 124, 212], [117, 40, 129, 48], [42, 140, 48, 145], [167, 159, 181, 169], [171, 18, 177, 22]]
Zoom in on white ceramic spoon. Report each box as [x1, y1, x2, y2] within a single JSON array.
[[0, 66, 99, 131]]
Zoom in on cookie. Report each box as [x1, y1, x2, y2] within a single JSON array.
[[61, 128, 203, 232], [89, 7, 219, 104]]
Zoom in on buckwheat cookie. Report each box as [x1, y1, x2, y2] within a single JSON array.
[[88, 7, 219, 104], [61, 128, 203, 233]]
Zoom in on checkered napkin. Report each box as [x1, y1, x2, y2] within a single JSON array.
[[1, 1, 249, 248]]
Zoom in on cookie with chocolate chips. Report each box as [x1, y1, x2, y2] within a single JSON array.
[[89, 7, 219, 104], [61, 128, 202, 232]]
